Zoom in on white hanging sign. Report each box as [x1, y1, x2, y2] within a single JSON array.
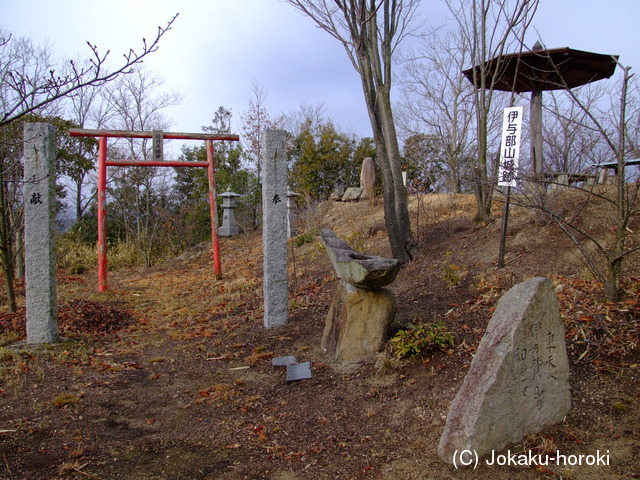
[[497, 106, 524, 187]]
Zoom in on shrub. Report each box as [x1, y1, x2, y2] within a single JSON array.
[[391, 320, 455, 358], [441, 251, 466, 288], [290, 231, 317, 248]]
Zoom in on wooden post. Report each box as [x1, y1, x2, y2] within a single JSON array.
[[97, 136, 108, 292], [531, 41, 545, 179], [531, 90, 544, 177], [497, 186, 511, 269], [206, 139, 222, 280]]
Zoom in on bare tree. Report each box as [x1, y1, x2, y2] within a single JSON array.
[[515, 63, 640, 301], [284, 0, 420, 263], [282, 102, 327, 141], [0, 15, 178, 128], [104, 68, 182, 267], [0, 19, 177, 310], [240, 80, 280, 179], [398, 28, 477, 193], [446, 0, 539, 222], [541, 85, 608, 173]]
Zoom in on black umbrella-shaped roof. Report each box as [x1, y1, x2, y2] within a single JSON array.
[[462, 46, 619, 93]]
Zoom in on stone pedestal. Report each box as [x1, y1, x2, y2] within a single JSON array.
[[322, 281, 396, 361]]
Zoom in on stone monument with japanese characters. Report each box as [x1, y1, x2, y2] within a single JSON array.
[[23, 123, 58, 343], [438, 277, 570, 464], [262, 129, 288, 328]]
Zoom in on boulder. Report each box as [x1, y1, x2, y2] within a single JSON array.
[[341, 187, 363, 202], [322, 281, 396, 361], [438, 277, 571, 464]]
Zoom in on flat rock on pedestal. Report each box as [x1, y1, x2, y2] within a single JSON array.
[[320, 229, 400, 289]]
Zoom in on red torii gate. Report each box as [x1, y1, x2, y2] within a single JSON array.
[[69, 128, 239, 292]]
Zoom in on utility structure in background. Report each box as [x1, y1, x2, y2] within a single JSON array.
[[69, 128, 239, 291]]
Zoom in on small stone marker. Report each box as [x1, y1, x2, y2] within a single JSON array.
[[23, 123, 58, 343], [360, 157, 376, 199], [330, 178, 345, 201], [262, 129, 288, 329], [438, 277, 571, 464], [272, 356, 297, 367], [286, 362, 312, 382]]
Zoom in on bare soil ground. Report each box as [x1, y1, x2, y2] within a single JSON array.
[[0, 194, 638, 480]]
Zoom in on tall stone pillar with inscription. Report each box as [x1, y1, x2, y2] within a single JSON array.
[[23, 123, 58, 343], [262, 129, 288, 328]]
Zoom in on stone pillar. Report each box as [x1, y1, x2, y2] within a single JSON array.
[[23, 123, 58, 344], [360, 157, 376, 199], [286, 187, 300, 238], [262, 129, 288, 329], [219, 190, 241, 237]]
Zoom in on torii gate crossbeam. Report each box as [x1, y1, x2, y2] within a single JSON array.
[[69, 128, 239, 292]]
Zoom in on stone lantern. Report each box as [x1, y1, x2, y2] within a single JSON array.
[[219, 190, 242, 237]]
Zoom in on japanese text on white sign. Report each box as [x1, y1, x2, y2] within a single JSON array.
[[498, 106, 523, 187]]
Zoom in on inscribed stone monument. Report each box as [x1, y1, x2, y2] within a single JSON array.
[[360, 157, 376, 199], [262, 129, 288, 328], [438, 277, 570, 464], [24, 123, 58, 343]]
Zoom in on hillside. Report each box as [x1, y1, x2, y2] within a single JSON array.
[[0, 193, 638, 480]]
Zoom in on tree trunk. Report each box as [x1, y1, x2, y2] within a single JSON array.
[[76, 179, 83, 220], [378, 87, 415, 259], [604, 259, 622, 302], [2, 247, 16, 313], [0, 172, 16, 312], [14, 225, 24, 281]]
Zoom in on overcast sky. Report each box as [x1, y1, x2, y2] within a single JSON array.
[[2, 0, 639, 141]]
